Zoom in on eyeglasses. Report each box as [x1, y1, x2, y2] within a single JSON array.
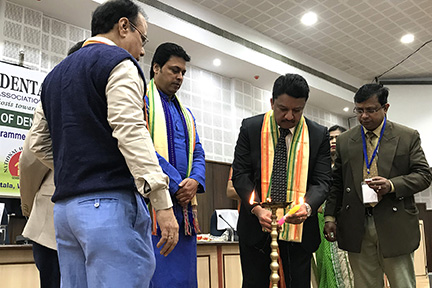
[[353, 104, 385, 115], [129, 21, 149, 48]]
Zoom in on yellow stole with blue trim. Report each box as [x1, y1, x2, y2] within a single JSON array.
[[146, 79, 199, 235]]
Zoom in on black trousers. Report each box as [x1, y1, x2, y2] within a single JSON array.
[[239, 234, 311, 288], [32, 242, 61, 288]]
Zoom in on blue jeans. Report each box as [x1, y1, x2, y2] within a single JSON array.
[[54, 190, 155, 288]]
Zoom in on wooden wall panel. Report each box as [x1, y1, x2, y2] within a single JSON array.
[[197, 161, 237, 234], [417, 203, 432, 271]]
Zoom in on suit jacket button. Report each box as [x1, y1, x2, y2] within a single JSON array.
[[345, 204, 350, 210], [346, 187, 351, 193], [392, 207, 398, 212], [398, 197, 404, 200]]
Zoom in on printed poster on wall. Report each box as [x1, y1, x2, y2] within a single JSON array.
[[0, 62, 46, 197]]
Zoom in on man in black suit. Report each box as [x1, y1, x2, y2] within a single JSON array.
[[232, 73, 332, 288]]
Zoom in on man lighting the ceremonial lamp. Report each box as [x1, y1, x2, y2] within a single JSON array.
[[233, 73, 331, 288]]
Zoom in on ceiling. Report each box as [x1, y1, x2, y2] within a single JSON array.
[[190, 0, 432, 82], [7, 0, 432, 117]]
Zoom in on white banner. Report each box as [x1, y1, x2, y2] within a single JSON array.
[[0, 62, 46, 197]]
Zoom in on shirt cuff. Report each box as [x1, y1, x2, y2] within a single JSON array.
[[251, 205, 261, 215], [304, 202, 312, 217], [148, 189, 173, 211], [324, 216, 336, 223], [389, 180, 395, 192], [137, 173, 173, 211]]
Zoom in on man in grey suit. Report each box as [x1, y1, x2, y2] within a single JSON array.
[[20, 103, 59, 288], [324, 83, 431, 288]]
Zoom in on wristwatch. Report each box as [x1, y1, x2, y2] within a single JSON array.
[[305, 203, 312, 217]]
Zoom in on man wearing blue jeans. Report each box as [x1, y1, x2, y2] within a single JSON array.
[[28, 1, 178, 287]]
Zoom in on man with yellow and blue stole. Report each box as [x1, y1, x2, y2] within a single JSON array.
[[145, 42, 206, 288]]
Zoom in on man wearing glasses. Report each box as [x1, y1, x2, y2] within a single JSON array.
[[324, 83, 431, 288], [129, 21, 149, 48], [28, 0, 178, 287]]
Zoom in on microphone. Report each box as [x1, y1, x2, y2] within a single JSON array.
[[218, 214, 236, 241], [218, 214, 236, 231]]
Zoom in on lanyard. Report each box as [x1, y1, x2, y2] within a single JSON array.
[[361, 117, 386, 175]]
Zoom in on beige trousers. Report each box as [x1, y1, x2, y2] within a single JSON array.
[[348, 215, 415, 288]]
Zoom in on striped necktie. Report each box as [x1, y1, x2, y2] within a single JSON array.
[[363, 131, 378, 178], [364, 131, 379, 206], [270, 128, 291, 202]]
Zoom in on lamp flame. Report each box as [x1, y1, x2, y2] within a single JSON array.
[[249, 191, 255, 205]]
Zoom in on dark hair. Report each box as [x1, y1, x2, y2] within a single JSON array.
[[150, 42, 191, 79], [272, 73, 309, 101], [91, 0, 143, 36], [354, 83, 389, 105], [67, 40, 85, 56], [328, 125, 346, 133]]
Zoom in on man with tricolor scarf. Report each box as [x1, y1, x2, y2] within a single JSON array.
[[145, 43, 206, 288], [232, 73, 332, 288]]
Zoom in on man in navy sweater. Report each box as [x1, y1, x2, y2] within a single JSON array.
[[28, 1, 178, 287]]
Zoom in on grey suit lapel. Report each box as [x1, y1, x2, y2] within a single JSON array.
[[348, 126, 364, 199], [378, 121, 398, 178]]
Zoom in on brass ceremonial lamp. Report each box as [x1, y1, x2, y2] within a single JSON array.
[[250, 192, 292, 288]]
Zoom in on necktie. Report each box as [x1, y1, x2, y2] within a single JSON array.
[[270, 128, 291, 202], [364, 131, 379, 206], [363, 131, 378, 178]]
